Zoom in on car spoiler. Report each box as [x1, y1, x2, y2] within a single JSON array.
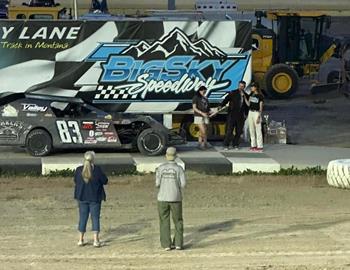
[[0, 92, 87, 106]]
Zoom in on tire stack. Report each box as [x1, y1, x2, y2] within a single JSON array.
[[327, 160, 350, 188]]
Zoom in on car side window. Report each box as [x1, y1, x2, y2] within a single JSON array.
[[50, 102, 105, 118], [66, 104, 94, 118], [50, 101, 68, 117], [84, 104, 108, 117], [80, 105, 95, 116]]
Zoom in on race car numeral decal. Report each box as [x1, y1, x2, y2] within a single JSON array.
[[68, 121, 83, 143], [56, 120, 83, 144], [56, 121, 71, 143]]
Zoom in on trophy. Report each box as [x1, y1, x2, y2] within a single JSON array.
[[263, 114, 269, 127]]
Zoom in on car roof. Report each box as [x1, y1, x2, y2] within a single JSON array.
[[0, 92, 85, 106]]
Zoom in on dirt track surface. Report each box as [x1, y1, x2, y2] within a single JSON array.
[[1, 173, 350, 269]]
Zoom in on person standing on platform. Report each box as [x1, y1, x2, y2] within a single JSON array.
[[192, 86, 211, 150], [244, 82, 264, 152], [218, 80, 248, 150]]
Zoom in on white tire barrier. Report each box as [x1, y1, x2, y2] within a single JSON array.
[[327, 159, 350, 188]]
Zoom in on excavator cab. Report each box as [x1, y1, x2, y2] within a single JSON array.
[[275, 13, 330, 66], [252, 11, 333, 98]]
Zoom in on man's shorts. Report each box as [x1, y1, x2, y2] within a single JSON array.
[[194, 116, 209, 125]]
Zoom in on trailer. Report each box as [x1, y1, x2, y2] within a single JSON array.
[[0, 19, 252, 139]]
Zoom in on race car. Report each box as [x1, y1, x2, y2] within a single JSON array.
[[0, 93, 185, 156]]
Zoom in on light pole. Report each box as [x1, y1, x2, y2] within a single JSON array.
[[73, 0, 78, 20]]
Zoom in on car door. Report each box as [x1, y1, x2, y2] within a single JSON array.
[[51, 101, 121, 148], [79, 104, 121, 147], [50, 101, 84, 147]]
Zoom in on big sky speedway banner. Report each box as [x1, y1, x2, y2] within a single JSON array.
[[0, 20, 251, 113]]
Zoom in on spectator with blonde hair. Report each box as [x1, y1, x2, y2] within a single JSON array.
[[74, 151, 108, 247]]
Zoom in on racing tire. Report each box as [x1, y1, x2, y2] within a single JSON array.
[[327, 159, 350, 189], [264, 64, 299, 99], [137, 128, 166, 156], [26, 129, 52, 157]]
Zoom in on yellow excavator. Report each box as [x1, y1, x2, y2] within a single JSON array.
[[252, 10, 336, 98]]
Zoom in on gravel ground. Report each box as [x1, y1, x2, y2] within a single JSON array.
[[1, 172, 350, 269], [265, 82, 350, 147]]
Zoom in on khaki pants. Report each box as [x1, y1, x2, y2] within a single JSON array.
[[248, 110, 263, 148], [158, 201, 183, 248]]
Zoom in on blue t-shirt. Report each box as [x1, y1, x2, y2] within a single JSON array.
[[74, 165, 108, 202]]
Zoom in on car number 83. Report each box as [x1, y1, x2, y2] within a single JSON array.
[[56, 120, 83, 144]]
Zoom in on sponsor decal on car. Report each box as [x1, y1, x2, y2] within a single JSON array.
[[26, 113, 38, 117], [81, 121, 95, 130], [21, 103, 48, 112], [44, 113, 53, 117], [107, 136, 118, 143], [84, 137, 97, 144], [1, 104, 18, 117], [95, 131, 103, 136], [103, 131, 115, 136], [0, 120, 24, 128], [95, 121, 110, 130], [0, 120, 24, 140], [96, 136, 107, 142]]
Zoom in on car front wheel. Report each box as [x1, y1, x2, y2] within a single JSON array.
[[137, 128, 166, 156], [26, 129, 52, 156]]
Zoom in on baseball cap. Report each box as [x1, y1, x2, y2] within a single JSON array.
[[165, 147, 177, 161]]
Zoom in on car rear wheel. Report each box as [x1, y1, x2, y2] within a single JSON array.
[[137, 128, 166, 156], [26, 129, 52, 156]]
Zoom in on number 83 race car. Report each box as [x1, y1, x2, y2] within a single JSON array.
[[0, 93, 185, 156]]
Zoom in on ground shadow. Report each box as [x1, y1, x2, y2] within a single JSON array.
[[184, 216, 283, 249], [184, 219, 239, 249], [192, 217, 350, 248], [103, 218, 152, 245]]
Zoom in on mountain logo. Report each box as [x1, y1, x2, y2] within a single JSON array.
[[123, 27, 227, 59], [90, 27, 249, 101]]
